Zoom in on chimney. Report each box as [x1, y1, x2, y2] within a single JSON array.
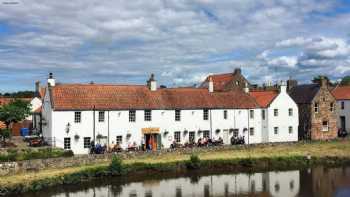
[[287, 79, 297, 91], [243, 82, 249, 93], [208, 76, 214, 93], [47, 72, 56, 87], [35, 81, 40, 93], [147, 73, 157, 91], [280, 81, 287, 93], [233, 68, 241, 75]]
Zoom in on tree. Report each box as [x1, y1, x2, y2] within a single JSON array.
[[312, 75, 332, 85], [0, 128, 11, 143], [340, 76, 350, 86], [0, 99, 31, 129]]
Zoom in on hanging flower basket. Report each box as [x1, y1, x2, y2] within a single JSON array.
[[215, 129, 220, 133], [74, 134, 80, 140]]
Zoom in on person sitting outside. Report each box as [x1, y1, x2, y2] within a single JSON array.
[[109, 141, 116, 152]]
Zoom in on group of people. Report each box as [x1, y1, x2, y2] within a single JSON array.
[[170, 137, 224, 149]]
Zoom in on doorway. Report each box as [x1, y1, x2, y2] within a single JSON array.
[[223, 129, 229, 144], [145, 134, 161, 151], [340, 116, 346, 132]]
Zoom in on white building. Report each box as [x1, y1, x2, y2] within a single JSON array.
[[332, 85, 350, 133], [42, 73, 299, 154], [249, 83, 299, 143], [42, 74, 265, 154]]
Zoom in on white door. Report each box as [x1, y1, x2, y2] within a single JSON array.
[[223, 129, 229, 144]]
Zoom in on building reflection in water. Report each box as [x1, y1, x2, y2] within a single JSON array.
[[48, 167, 350, 197]]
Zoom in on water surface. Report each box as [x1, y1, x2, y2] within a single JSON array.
[[18, 166, 350, 197]]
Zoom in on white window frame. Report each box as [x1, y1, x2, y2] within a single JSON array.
[[64, 137, 71, 150], [330, 102, 334, 112], [175, 109, 181, 121], [249, 127, 254, 136], [174, 131, 181, 143], [322, 121, 329, 132], [262, 110, 266, 120], [288, 108, 293, 116], [288, 126, 293, 134], [129, 110, 136, 122], [341, 101, 345, 110], [274, 109, 278, 117], [98, 111, 105, 122], [74, 112, 81, 123], [250, 110, 254, 119], [83, 137, 91, 148], [144, 110, 152, 121], [223, 110, 228, 120], [274, 127, 279, 135], [314, 102, 319, 113], [203, 109, 209, 120], [116, 135, 123, 144]]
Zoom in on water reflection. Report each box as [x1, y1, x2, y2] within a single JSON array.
[[21, 166, 350, 197]]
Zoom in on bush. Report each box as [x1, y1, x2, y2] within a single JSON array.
[[0, 148, 74, 162], [186, 154, 201, 170], [109, 155, 124, 175]]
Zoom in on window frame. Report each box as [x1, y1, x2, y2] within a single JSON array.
[[262, 109, 266, 120], [83, 137, 91, 148], [129, 110, 136, 122], [116, 135, 123, 145], [274, 127, 279, 135], [330, 102, 334, 112], [322, 121, 329, 132], [203, 130, 210, 138], [250, 110, 254, 119], [144, 110, 152, 121], [174, 131, 181, 143], [288, 108, 293, 116], [274, 109, 278, 117], [314, 102, 319, 113], [341, 101, 345, 110], [64, 137, 71, 150], [223, 110, 228, 120], [74, 111, 81, 123], [98, 111, 105, 122], [249, 127, 254, 136], [203, 109, 209, 120], [175, 109, 181, 121], [288, 126, 293, 134]]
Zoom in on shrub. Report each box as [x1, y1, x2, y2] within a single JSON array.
[[186, 154, 201, 170], [109, 155, 124, 175]]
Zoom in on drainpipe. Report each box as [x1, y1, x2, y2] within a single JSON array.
[[93, 105, 96, 143], [210, 109, 213, 139], [107, 111, 110, 150]]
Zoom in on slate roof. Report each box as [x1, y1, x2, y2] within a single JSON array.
[[249, 90, 279, 108], [50, 84, 260, 111], [332, 86, 350, 100], [289, 84, 320, 104]]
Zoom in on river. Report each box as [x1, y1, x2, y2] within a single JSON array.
[[17, 166, 350, 197]]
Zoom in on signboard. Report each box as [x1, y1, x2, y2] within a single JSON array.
[[141, 127, 160, 134]]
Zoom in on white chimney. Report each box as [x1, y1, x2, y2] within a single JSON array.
[[48, 72, 55, 87], [280, 80, 287, 93], [148, 74, 157, 91], [208, 76, 214, 93], [244, 82, 249, 93]]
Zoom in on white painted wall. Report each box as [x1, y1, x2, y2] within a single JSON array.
[[264, 87, 299, 143], [337, 100, 350, 132]]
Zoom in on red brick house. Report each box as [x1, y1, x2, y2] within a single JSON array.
[[289, 77, 338, 140]]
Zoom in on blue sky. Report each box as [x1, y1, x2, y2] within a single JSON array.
[[0, 0, 350, 92]]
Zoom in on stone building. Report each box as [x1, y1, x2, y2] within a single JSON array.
[[200, 68, 250, 91], [332, 85, 350, 133], [289, 77, 338, 140]]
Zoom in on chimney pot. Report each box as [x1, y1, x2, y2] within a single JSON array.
[[148, 73, 157, 91], [234, 68, 241, 75]]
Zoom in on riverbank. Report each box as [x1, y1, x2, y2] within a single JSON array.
[[2, 139, 350, 195]]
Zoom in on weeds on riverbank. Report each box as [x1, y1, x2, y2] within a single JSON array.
[[0, 148, 73, 162], [185, 154, 201, 169]]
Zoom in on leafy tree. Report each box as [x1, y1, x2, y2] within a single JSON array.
[[0, 99, 31, 129], [340, 76, 350, 85], [312, 75, 332, 85], [0, 128, 11, 143]]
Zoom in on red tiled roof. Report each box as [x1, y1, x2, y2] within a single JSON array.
[[202, 73, 234, 91], [50, 84, 260, 110], [332, 86, 350, 100], [249, 90, 279, 108]]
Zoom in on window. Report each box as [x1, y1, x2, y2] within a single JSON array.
[[203, 109, 209, 120], [289, 126, 293, 134], [98, 111, 105, 122], [250, 110, 254, 119], [174, 131, 181, 143], [322, 121, 329, 132], [314, 102, 319, 113], [289, 108, 293, 116], [83, 137, 91, 148], [144, 110, 152, 121], [189, 131, 195, 143], [330, 102, 334, 112], [175, 110, 181, 121], [74, 112, 81, 123], [274, 127, 279, 135], [274, 109, 278, 117], [223, 110, 228, 120], [249, 127, 254, 136], [341, 101, 345, 110], [129, 110, 136, 122], [233, 129, 239, 137], [64, 138, 71, 150], [262, 110, 266, 120], [116, 135, 122, 144], [203, 130, 210, 138]]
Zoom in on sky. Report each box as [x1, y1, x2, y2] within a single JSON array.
[[0, 0, 350, 92]]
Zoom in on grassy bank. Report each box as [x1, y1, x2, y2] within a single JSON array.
[[1, 140, 350, 195]]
